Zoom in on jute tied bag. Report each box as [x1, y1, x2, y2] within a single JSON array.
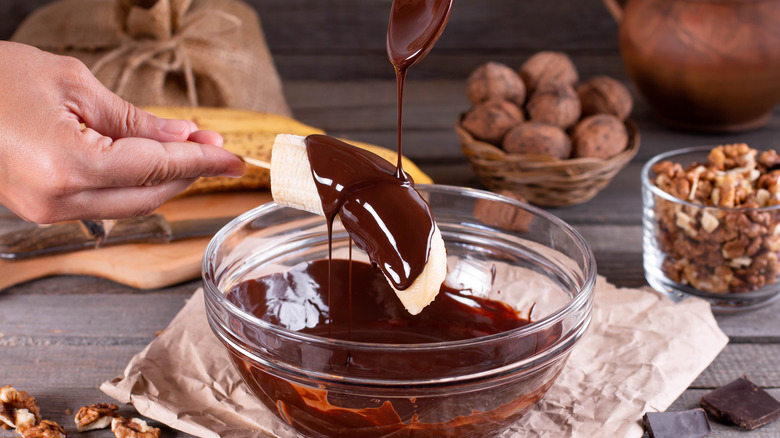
[[12, 0, 291, 116]]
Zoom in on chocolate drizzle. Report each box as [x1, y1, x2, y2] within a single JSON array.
[[387, 0, 453, 175], [305, 134, 434, 290], [299, 0, 453, 292]]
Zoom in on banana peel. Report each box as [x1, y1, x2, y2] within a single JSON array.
[[142, 106, 433, 196]]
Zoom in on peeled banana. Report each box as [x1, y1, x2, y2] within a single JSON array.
[[141, 106, 432, 196], [270, 134, 446, 315]]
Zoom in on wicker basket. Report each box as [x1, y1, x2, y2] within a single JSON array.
[[456, 119, 640, 207]]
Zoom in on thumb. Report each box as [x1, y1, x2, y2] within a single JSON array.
[[73, 74, 198, 142]]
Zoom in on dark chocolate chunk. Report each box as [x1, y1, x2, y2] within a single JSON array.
[[642, 409, 711, 438], [700, 375, 780, 430]]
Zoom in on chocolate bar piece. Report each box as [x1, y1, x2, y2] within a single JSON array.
[[642, 409, 711, 438], [701, 376, 780, 430]]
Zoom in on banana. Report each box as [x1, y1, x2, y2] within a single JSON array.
[[141, 106, 432, 196], [270, 134, 325, 216], [142, 106, 321, 135], [395, 224, 447, 315], [270, 134, 446, 315]]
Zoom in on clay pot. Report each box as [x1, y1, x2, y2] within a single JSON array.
[[605, 0, 780, 132]]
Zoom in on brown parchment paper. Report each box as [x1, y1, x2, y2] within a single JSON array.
[[101, 277, 728, 438]]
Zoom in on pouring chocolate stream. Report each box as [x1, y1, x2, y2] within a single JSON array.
[[267, 0, 453, 315], [387, 0, 454, 177]]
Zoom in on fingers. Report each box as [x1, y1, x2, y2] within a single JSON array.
[[188, 130, 224, 147], [65, 66, 198, 142], [89, 137, 245, 188], [65, 179, 199, 220]]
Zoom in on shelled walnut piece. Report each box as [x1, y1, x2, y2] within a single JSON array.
[[111, 417, 161, 438], [0, 386, 41, 431], [651, 144, 780, 293], [74, 403, 120, 432], [18, 420, 66, 438]]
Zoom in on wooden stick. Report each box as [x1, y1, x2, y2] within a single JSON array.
[[234, 153, 271, 170]]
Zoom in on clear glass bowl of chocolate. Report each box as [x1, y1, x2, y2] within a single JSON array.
[[642, 145, 780, 313], [203, 185, 595, 437]]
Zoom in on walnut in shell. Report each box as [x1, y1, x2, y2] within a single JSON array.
[[461, 99, 524, 145], [577, 76, 633, 120], [20, 420, 67, 438], [526, 83, 581, 129], [75, 403, 120, 432], [466, 62, 526, 107], [0, 386, 41, 431], [503, 122, 571, 159], [111, 417, 161, 438], [571, 114, 629, 159], [518, 51, 579, 92]]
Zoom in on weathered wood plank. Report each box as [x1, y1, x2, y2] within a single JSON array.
[[0, 0, 51, 41], [285, 80, 780, 161], [248, 0, 623, 79], [0, 293, 188, 339], [251, 0, 620, 51], [0, 274, 198, 296], [693, 344, 780, 388], [1, 345, 144, 388], [273, 53, 629, 81], [716, 308, 780, 343]]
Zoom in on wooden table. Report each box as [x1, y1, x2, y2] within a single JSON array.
[[3, 1, 780, 437], [3, 79, 780, 438]]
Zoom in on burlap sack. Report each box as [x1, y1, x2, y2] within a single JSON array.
[[12, 0, 291, 116]]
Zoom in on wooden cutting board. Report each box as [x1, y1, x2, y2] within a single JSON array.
[[0, 191, 272, 291]]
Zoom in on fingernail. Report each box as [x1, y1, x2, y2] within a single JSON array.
[[228, 160, 247, 178], [157, 118, 190, 136]]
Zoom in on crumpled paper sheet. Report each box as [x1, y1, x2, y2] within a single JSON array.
[[101, 277, 728, 438]]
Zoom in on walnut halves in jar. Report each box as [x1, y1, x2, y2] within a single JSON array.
[[649, 144, 780, 294]]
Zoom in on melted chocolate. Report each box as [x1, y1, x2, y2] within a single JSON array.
[[225, 260, 557, 436], [305, 135, 434, 290], [227, 259, 531, 342], [222, 1, 559, 435], [300, 0, 452, 292], [386, 0, 452, 71], [387, 0, 452, 174]]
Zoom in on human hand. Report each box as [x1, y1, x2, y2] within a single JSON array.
[[0, 41, 246, 223]]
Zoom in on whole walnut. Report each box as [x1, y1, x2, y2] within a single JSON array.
[[526, 83, 581, 129], [461, 99, 524, 145], [571, 114, 629, 159], [503, 122, 571, 159], [519, 51, 579, 93], [467, 62, 526, 107], [577, 76, 633, 120]]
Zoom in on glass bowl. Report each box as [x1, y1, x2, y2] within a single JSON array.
[[203, 185, 595, 437], [642, 146, 780, 313]]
